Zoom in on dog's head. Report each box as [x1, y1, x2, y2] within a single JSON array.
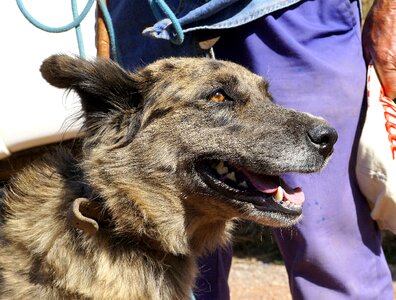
[[41, 55, 336, 251]]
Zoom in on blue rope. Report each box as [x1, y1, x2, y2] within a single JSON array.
[[148, 0, 184, 45], [71, 0, 86, 58], [15, 0, 119, 62], [16, 0, 95, 33]]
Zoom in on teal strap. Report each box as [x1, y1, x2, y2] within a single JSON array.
[[16, 0, 95, 33], [71, 0, 86, 58], [148, 0, 184, 44], [15, 0, 119, 62]]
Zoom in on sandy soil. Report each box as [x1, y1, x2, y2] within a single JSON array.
[[229, 257, 396, 300], [229, 258, 291, 300]]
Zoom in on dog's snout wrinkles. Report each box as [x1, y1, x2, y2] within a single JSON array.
[[307, 125, 338, 156]]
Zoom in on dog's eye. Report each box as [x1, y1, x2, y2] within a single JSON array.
[[209, 90, 227, 102], [210, 91, 225, 102]]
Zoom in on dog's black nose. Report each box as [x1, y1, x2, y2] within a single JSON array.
[[307, 125, 338, 156]]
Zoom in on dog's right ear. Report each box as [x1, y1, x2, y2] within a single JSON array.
[[40, 55, 142, 117]]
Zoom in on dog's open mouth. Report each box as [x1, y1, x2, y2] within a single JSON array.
[[196, 160, 304, 215]]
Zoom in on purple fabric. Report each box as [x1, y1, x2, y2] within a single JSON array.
[[195, 246, 232, 299], [195, 0, 394, 299]]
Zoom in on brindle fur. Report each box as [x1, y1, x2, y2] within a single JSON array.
[[0, 55, 335, 299]]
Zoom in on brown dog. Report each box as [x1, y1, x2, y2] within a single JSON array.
[[0, 55, 337, 299]]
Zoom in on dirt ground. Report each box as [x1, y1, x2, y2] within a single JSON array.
[[229, 257, 396, 300], [229, 258, 291, 300]]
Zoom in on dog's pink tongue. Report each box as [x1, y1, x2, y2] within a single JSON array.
[[242, 170, 305, 205]]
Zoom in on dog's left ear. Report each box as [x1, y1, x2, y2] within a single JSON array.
[[40, 55, 142, 117]]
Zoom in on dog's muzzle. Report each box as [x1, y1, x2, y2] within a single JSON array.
[[196, 160, 305, 216]]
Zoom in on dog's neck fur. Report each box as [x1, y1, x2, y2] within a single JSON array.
[[0, 148, 232, 299]]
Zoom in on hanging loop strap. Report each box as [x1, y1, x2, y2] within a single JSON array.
[[148, 0, 184, 45], [15, 0, 119, 62], [71, 0, 86, 58], [16, 0, 95, 33]]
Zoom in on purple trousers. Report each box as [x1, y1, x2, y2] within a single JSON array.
[[194, 0, 394, 299]]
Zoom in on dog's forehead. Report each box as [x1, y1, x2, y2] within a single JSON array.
[[150, 57, 266, 90], [153, 58, 256, 76]]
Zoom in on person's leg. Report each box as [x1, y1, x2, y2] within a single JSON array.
[[214, 0, 393, 299], [194, 246, 232, 300]]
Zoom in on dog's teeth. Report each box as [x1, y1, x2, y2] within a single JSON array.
[[239, 181, 248, 188], [216, 161, 228, 175], [226, 172, 236, 182], [273, 186, 284, 202]]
